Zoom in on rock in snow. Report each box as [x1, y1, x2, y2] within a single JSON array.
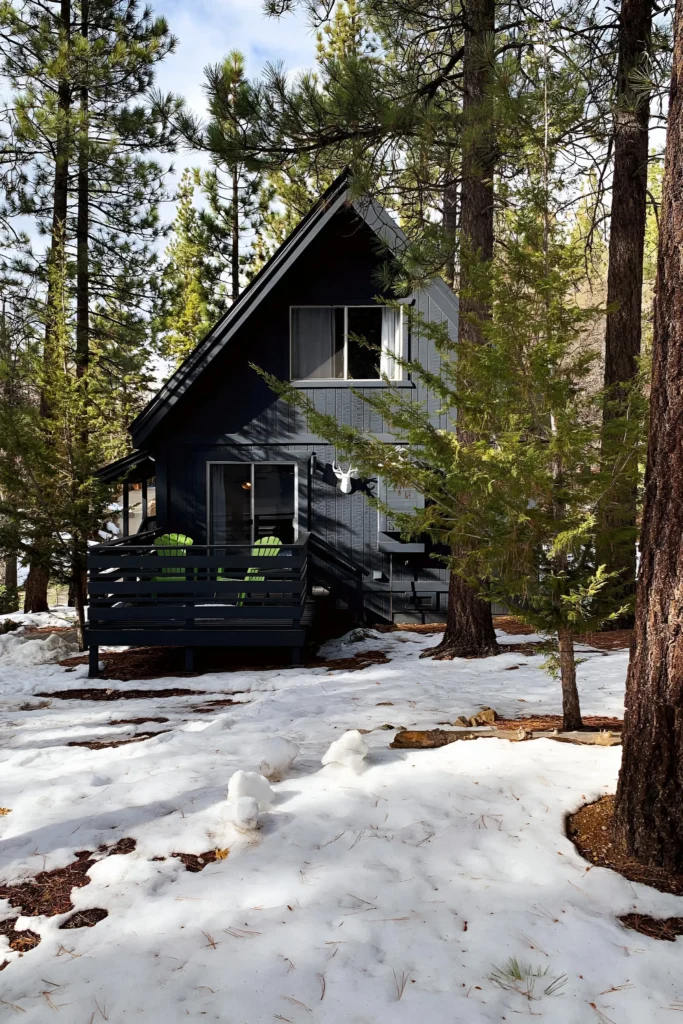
[[227, 770, 274, 811], [230, 796, 261, 831], [321, 729, 369, 769], [258, 737, 299, 780]]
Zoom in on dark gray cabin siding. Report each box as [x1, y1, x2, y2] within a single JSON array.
[[140, 204, 457, 621]]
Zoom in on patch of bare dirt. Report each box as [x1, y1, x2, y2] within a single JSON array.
[[60, 644, 309, 680], [67, 730, 169, 750], [189, 698, 245, 713], [39, 686, 205, 701], [0, 839, 136, 917], [376, 617, 632, 651], [499, 641, 547, 656], [575, 629, 632, 651], [0, 918, 41, 963], [618, 913, 683, 941], [59, 908, 109, 929], [172, 850, 228, 873], [109, 717, 170, 726], [309, 650, 391, 672], [567, 796, 683, 897], [493, 616, 537, 635]]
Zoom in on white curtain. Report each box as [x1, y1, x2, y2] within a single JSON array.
[[380, 307, 402, 380]]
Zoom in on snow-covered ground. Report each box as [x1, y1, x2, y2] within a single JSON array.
[[1, 617, 682, 1022]]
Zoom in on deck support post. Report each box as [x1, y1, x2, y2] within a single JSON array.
[[184, 646, 194, 673], [88, 645, 99, 678], [291, 646, 302, 666], [122, 483, 130, 537]]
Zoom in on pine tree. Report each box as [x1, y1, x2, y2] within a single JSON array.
[[178, 51, 274, 306], [261, 192, 643, 726], [597, 0, 654, 619], [613, 0, 683, 869], [0, 0, 178, 628], [156, 169, 224, 365]]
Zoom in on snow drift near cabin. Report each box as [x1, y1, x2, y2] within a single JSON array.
[[1, 619, 680, 1023], [321, 729, 369, 769], [258, 737, 299, 780], [227, 769, 275, 810]]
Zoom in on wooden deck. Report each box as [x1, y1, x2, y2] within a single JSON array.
[[85, 531, 311, 675]]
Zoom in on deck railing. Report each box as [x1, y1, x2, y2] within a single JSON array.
[[85, 531, 310, 660]]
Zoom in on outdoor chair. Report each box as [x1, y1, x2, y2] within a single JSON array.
[[217, 535, 283, 606], [153, 533, 194, 582]]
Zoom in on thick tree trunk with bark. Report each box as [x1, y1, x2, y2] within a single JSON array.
[[429, 0, 498, 660], [24, 563, 50, 614], [426, 572, 498, 659], [598, 0, 652, 612], [557, 629, 583, 731], [0, 552, 19, 613], [614, 0, 683, 872]]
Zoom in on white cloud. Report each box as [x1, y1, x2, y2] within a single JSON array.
[[154, 0, 318, 120]]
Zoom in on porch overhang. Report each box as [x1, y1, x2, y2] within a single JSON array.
[[97, 450, 156, 484]]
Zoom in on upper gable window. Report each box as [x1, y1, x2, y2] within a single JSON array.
[[290, 306, 402, 381]]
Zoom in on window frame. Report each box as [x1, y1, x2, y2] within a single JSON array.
[[206, 461, 299, 545], [289, 304, 403, 384]]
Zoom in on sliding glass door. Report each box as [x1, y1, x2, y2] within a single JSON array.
[[208, 463, 297, 544]]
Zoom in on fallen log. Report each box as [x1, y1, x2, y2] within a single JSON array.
[[390, 727, 621, 749]]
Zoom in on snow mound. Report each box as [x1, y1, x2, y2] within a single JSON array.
[[258, 737, 299, 780], [321, 729, 369, 769], [230, 796, 261, 832], [227, 770, 274, 811], [0, 630, 78, 667]]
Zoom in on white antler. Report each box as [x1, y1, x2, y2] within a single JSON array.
[[332, 461, 358, 494]]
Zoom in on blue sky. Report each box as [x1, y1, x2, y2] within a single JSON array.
[[154, 0, 318, 121]]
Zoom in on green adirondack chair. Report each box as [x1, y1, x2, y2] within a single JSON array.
[[217, 535, 282, 605], [153, 533, 194, 582]]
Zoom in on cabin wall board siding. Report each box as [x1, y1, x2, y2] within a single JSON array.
[[146, 204, 458, 620]]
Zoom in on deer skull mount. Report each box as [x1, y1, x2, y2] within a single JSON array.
[[332, 461, 358, 495]]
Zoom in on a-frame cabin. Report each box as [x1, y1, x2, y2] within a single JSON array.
[[87, 171, 458, 673]]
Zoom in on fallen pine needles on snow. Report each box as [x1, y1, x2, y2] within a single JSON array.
[[618, 914, 683, 941], [489, 958, 568, 1001]]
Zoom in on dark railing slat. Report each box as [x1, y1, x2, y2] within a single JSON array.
[[88, 555, 306, 570], [86, 531, 310, 649], [88, 580, 305, 596], [90, 605, 305, 622], [84, 628, 308, 646]]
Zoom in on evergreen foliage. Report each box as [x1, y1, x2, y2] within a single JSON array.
[[260, 189, 646, 728], [0, 0, 178, 628]]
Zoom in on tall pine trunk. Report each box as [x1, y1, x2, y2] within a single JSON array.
[[1, 552, 18, 613], [231, 165, 240, 302], [614, 0, 683, 872], [598, 0, 652, 615], [26, 0, 72, 614], [429, 0, 498, 659], [558, 629, 583, 731], [443, 178, 458, 289], [72, 0, 89, 651], [23, 564, 50, 613]]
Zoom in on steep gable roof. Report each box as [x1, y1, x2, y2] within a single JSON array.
[[131, 169, 458, 446]]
